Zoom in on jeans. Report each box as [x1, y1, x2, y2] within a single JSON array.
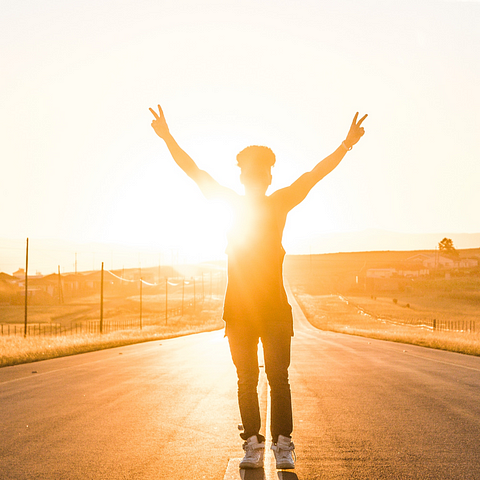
[[228, 327, 293, 443]]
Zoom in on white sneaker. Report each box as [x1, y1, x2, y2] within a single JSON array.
[[271, 435, 296, 469], [239, 435, 265, 469]]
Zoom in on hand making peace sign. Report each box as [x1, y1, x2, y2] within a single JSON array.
[[344, 112, 368, 149], [149, 104, 170, 140]]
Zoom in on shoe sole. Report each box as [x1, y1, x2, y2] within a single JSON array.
[[276, 462, 295, 469], [239, 463, 264, 469]]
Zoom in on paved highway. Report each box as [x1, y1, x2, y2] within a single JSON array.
[[1, 290, 480, 479]]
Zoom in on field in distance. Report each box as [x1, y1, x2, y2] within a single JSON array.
[[285, 248, 480, 356], [0, 265, 226, 367]]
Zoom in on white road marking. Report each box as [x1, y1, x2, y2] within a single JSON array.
[[224, 353, 278, 479], [223, 458, 243, 479], [264, 382, 277, 479]]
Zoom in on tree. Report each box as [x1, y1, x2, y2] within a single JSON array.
[[438, 237, 458, 257]]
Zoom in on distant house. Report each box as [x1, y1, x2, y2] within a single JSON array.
[[29, 274, 61, 298], [13, 268, 26, 279], [406, 254, 453, 269], [406, 254, 478, 270], [0, 272, 15, 283], [366, 268, 396, 278], [456, 258, 478, 268], [0, 272, 22, 303], [397, 265, 430, 278], [10, 269, 44, 289]]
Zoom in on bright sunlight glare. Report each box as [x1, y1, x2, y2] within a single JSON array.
[[1, 0, 480, 275]]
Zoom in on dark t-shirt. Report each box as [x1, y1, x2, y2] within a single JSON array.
[[223, 194, 293, 336], [194, 167, 317, 337]]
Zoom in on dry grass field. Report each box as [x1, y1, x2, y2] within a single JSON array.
[[0, 314, 224, 368], [294, 292, 480, 356], [0, 286, 225, 367], [2, 249, 480, 366], [285, 248, 480, 356]]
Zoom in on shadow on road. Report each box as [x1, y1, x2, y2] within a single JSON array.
[[277, 472, 299, 479], [239, 468, 265, 479]]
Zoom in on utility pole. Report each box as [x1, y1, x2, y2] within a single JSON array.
[[139, 265, 143, 330], [100, 262, 104, 334], [24, 238, 29, 338]]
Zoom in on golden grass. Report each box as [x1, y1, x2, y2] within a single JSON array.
[[295, 291, 480, 356], [0, 306, 224, 368]]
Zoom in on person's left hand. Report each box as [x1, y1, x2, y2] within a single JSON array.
[[344, 112, 367, 149]]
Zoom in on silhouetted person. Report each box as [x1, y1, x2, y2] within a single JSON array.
[[150, 104, 367, 470]]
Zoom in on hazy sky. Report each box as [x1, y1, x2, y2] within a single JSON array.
[[1, 0, 479, 269]]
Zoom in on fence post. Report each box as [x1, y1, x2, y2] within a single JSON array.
[[24, 238, 29, 338], [100, 262, 104, 334]]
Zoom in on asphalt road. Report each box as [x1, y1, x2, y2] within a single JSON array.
[[2, 289, 480, 479]]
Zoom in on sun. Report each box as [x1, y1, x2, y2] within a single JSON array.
[[184, 198, 234, 263]]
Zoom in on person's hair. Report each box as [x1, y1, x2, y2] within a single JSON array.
[[236, 146, 276, 170]]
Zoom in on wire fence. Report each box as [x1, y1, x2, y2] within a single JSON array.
[[1, 246, 227, 337], [339, 295, 477, 334], [1, 320, 142, 337]]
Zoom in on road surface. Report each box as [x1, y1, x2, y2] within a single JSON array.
[[2, 290, 480, 479]]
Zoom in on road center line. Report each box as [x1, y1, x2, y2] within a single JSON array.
[[224, 355, 277, 479], [264, 382, 277, 479]]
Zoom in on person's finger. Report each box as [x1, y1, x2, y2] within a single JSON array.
[[157, 104, 164, 118], [357, 114, 368, 127], [149, 107, 160, 120], [351, 112, 359, 128]]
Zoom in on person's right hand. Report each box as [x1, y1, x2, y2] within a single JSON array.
[[344, 112, 367, 149], [149, 104, 170, 139]]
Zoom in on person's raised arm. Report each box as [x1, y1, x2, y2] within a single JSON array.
[[273, 112, 367, 211], [149, 104, 235, 200]]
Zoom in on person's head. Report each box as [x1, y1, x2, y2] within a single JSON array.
[[236, 146, 275, 196]]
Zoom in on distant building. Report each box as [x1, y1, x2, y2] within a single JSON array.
[[456, 258, 478, 268], [0, 272, 21, 303], [366, 268, 396, 278], [396, 266, 430, 278], [13, 268, 25, 279], [406, 254, 478, 269]]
